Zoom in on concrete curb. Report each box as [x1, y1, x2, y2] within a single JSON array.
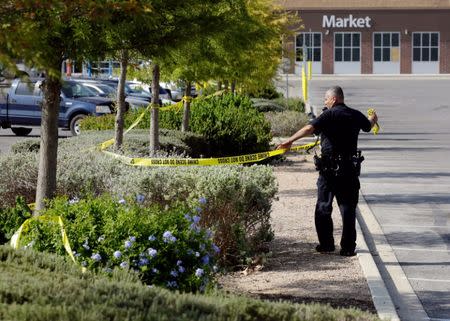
[[356, 196, 400, 321], [357, 192, 430, 321]]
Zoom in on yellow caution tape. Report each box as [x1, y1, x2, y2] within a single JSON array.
[[182, 96, 193, 103], [367, 108, 380, 135], [102, 141, 319, 167], [10, 215, 82, 269], [98, 90, 226, 151]]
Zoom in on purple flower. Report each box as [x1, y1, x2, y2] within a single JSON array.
[[120, 261, 128, 269], [152, 268, 159, 274], [178, 266, 185, 273], [212, 244, 220, 254], [124, 240, 133, 249], [118, 199, 126, 205], [195, 207, 202, 213], [170, 270, 178, 277], [113, 250, 122, 259], [201, 255, 210, 265], [129, 236, 136, 242], [190, 223, 200, 233], [206, 229, 213, 238], [138, 258, 149, 266], [148, 235, 156, 241], [136, 194, 145, 203], [199, 197, 207, 204], [91, 253, 102, 262], [192, 215, 201, 224], [163, 231, 176, 243], [82, 243, 90, 251], [147, 248, 157, 257], [167, 281, 178, 288], [195, 268, 204, 277], [184, 214, 192, 221], [195, 251, 200, 257], [176, 260, 183, 266]]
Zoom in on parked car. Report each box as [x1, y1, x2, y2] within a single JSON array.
[[0, 78, 118, 136], [70, 79, 149, 109], [159, 82, 197, 102], [127, 82, 172, 101]]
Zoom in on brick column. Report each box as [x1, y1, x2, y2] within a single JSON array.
[[440, 31, 450, 73], [401, 32, 411, 74], [361, 31, 372, 74], [322, 32, 334, 74]]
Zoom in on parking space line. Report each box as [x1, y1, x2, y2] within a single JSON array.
[[392, 247, 450, 253], [409, 278, 450, 283]]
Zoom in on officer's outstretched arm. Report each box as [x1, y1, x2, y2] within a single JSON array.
[[276, 124, 315, 150]]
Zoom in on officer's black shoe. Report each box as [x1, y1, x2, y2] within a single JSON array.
[[315, 244, 335, 253], [339, 249, 356, 257]]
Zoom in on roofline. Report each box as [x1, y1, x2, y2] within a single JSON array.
[[277, 0, 450, 10]]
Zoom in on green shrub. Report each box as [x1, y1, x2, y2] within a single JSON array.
[[11, 129, 211, 158], [251, 98, 286, 112], [80, 94, 272, 157], [246, 84, 281, 99], [189, 93, 272, 156], [10, 139, 40, 153], [80, 106, 182, 132], [1, 134, 277, 266], [0, 245, 381, 321], [0, 197, 31, 244], [265, 111, 310, 137], [272, 97, 305, 113], [13, 195, 218, 292]]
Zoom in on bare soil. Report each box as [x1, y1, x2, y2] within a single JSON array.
[[218, 153, 376, 313]]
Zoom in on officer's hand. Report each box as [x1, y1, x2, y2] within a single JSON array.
[[368, 111, 378, 124], [276, 141, 292, 151]]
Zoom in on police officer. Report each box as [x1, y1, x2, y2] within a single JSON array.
[[277, 86, 378, 256]]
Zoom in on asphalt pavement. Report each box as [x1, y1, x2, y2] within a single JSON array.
[[0, 127, 71, 154], [276, 75, 450, 321]]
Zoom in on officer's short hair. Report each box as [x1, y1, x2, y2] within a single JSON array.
[[326, 86, 344, 100]]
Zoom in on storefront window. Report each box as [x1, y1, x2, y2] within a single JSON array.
[[335, 32, 360, 62], [412, 32, 439, 62], [296, 32, 322, 62], [373, 32, 400, 62]]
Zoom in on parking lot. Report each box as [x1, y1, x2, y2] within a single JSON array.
[[282, 76, 450, 321]]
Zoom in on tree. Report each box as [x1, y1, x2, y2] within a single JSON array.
[[158, 0, 296, 130], [0, 1, 122, 211]]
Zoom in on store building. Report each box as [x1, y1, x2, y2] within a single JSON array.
[[280, 0, 450, 74]]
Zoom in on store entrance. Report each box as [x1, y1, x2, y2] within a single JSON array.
[[373, 32, 400, 74], [334, 32, 361, 74]]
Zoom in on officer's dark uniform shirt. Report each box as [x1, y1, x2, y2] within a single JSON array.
[[310, 104, 371, 157]]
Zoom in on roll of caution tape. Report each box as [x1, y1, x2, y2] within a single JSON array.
[[367, 108, 380, 135]]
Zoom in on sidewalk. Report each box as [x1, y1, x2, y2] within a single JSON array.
[[219, 153, 377, 312]]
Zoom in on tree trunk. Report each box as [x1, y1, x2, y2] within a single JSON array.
[[114, 49, 129, 149], [224, 80, 229, 90], [35, 74, 61, 213], [181, 81, 191, 132], [217, 81, 222, 91], [231, 80, 236, 94], [149, 63, 160, 155]]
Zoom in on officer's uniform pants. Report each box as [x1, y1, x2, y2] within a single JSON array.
[[315, 173, 360, 251]]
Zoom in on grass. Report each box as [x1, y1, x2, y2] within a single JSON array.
[[0, 245, 381, 321]]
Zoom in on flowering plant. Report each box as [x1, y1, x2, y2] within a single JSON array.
[[18, 195, 219, 292]]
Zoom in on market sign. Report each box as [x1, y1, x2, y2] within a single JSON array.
[[323, 15, 372, 28]]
